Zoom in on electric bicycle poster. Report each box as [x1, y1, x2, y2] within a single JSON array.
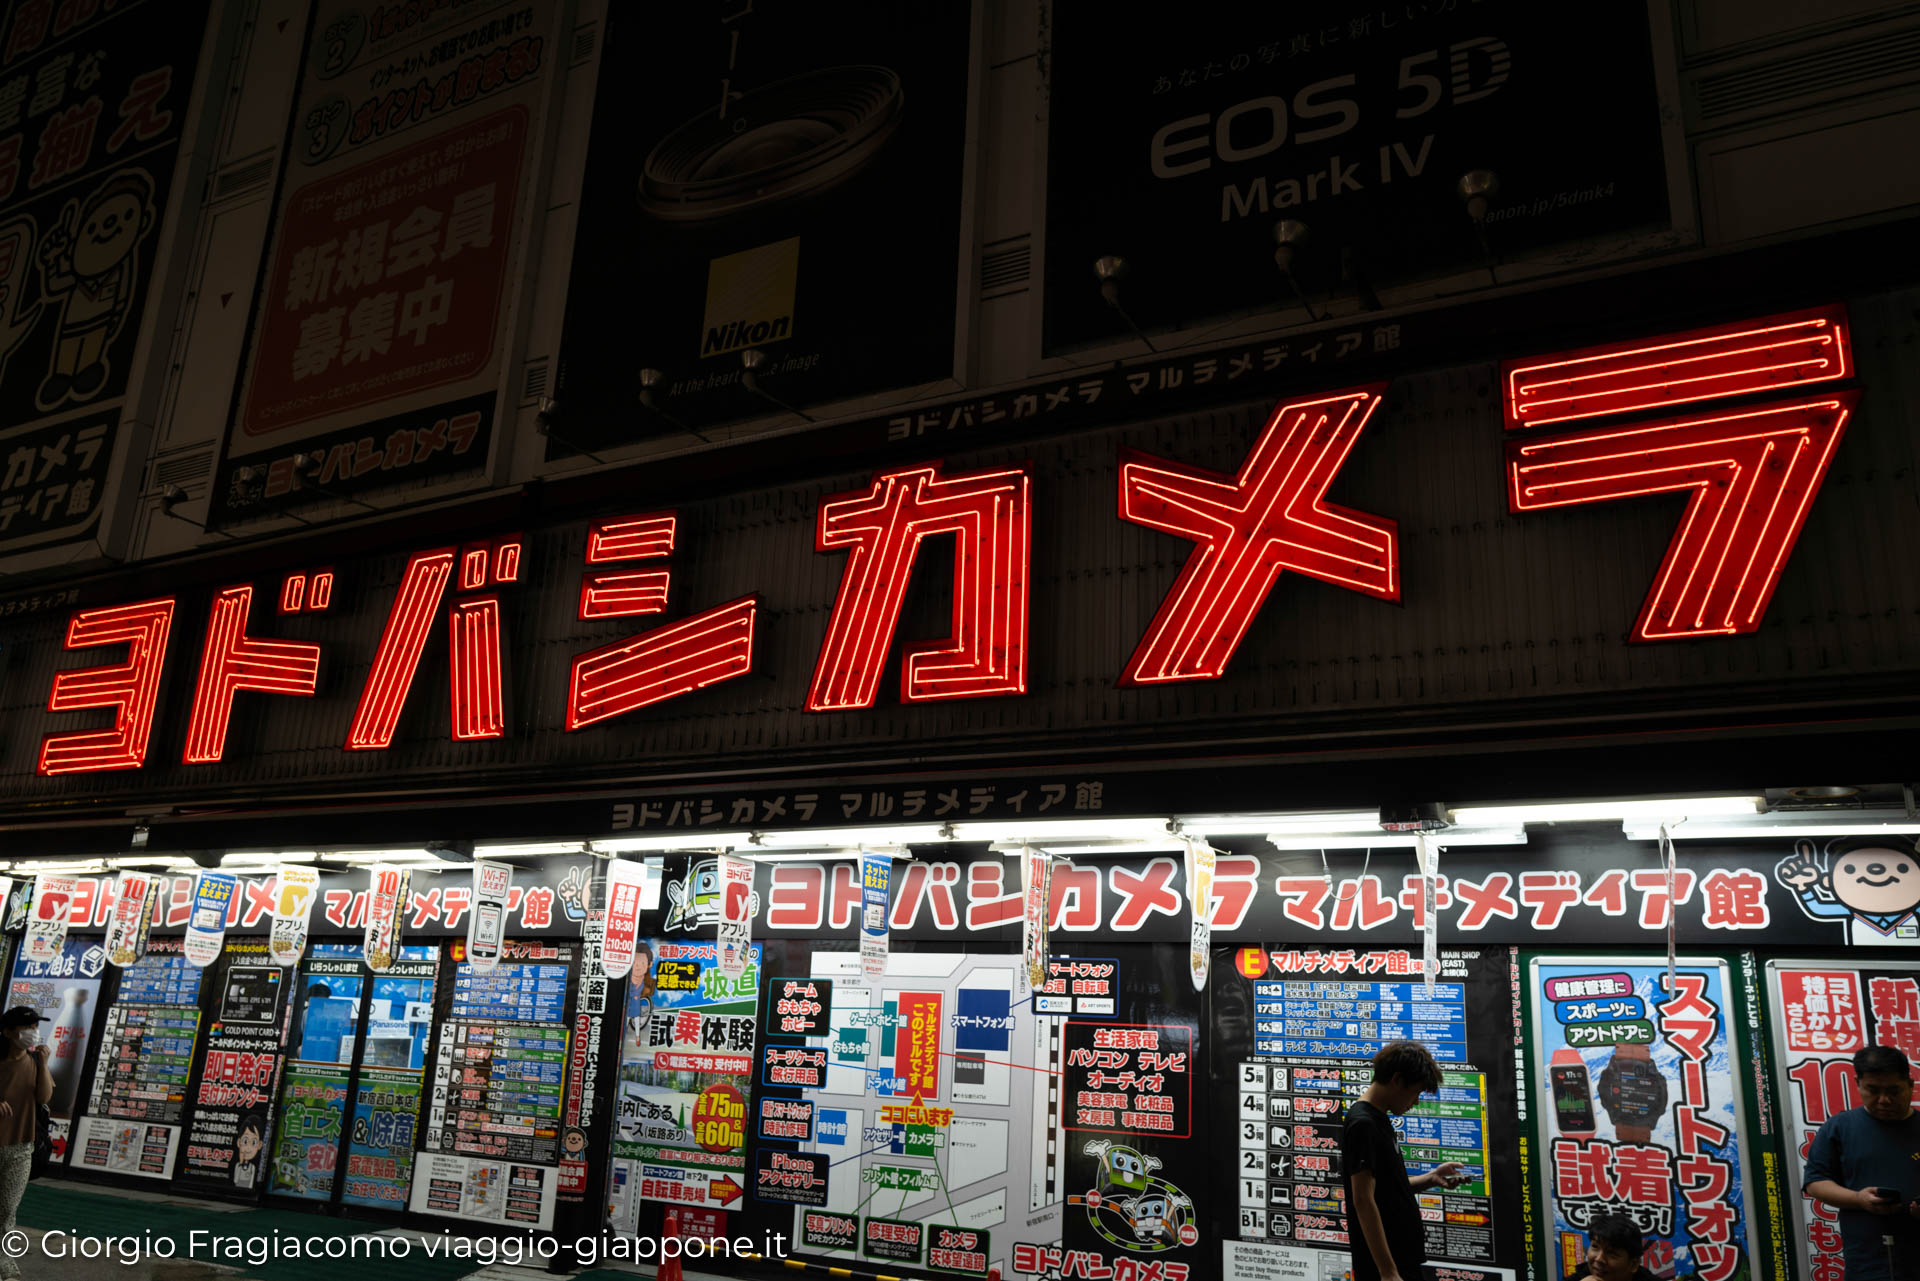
[[607, 937, 760, 1217], [1531, 957, 1757, 1281]]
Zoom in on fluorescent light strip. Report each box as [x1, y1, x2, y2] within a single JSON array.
[[1452, 795, 1763, 824], [1623, 817, 1920, 842], [1264, 828, 1528, 851]]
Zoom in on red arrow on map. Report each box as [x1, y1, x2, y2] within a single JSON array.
[[709, 1175, 743, 1206]]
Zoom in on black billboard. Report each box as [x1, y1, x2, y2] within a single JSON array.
[[556, 1, 974, 448], [0, 0, 208, 553], [1042, 2, 1670, 353]]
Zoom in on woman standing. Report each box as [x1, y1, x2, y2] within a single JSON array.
[[0, 1007, 52, 1281]]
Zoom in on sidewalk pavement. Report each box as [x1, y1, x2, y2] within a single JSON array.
[[11, 1179, 656, 1281]]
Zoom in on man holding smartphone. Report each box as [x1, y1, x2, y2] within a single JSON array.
[[1804, 1044, 1920, 1279], [1344, 1040, 1468, 1281]]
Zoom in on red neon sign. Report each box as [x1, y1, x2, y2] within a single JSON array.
[[346, 549, 454, 750], [567, 512, 758, 730], [807, 462, 1032, 710], [346, 539, 520, 748], [1503, 305, 1850, 429], [1506, 397, 1854, 640], [1504, 307, 1857, 641], [39, 599, 176, 776], [1117, 387, 1396, 684], [183, 585, 322, 764], [449, 598, 505, 741]]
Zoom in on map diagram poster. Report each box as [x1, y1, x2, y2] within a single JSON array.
[[741, 945, 1204, 1281], [1531, 957, 1757, 1281], [1213, 947, 1525, 1281]]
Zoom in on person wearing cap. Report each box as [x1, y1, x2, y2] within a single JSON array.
[[0, 1007, 51, 1279]]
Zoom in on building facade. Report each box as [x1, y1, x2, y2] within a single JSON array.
[[1, 3, 1919, 1280]]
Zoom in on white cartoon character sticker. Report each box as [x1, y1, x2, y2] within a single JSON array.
[[1777, 836, 1920, 944], [35, 168, 157, 410]]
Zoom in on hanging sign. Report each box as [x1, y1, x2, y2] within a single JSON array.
[[469, 860, 513, 973], [269, 866, 319, 966], [859, 848, 892, 981], [1022, 847, 1052, 992], [717, 855, 754, 979], [1185, 840, 1214, 991], [1419, 835, 1439, 995], [363, 866, 409, 972], [105, 871, 157, 967], [24, 875, 78, 965], [184, 871, 239, 968], [602, 858, 647, 980]]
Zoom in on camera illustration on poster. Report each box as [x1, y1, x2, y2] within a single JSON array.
[[558, 1, 974, 444]]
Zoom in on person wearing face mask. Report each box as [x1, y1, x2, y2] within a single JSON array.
[[1564, 1214, 1657, 1281], [0, 1007, 53, 1280]]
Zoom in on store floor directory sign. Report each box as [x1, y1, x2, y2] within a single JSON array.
[[1766, 959, 1920, 1281], [410, 941, 573, 1231], [73, 936, 202, 1179], [1217, 947, 1522, 1281], [1530, 957, 1757, 1281]]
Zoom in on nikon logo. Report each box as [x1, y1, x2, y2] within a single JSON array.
[[703, 316, 790, 355], [701, 237, 799, 358]]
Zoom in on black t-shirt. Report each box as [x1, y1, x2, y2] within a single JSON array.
[[1342, 1098, 1424, 1281]]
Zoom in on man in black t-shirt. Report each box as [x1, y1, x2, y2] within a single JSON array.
[[1343, 1040, 1467, 1281]]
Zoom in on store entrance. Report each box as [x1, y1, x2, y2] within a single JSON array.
[[266, 943, 438, 1214]]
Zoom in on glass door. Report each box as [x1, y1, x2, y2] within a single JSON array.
[[267, 943, 438, 1209]]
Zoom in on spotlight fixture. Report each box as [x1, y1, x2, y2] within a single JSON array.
[[156, 484, 236, 540], [1090, 255, 1158, 353], [636, 368, 711, 443], [739, 349, 814, 422], [426, 839, 476, 863], [1456, 169, 1501, 283], [535, 396, 609, 465], [1271, 220, 1323, 322], [1457, 169, 1500, 222], [288, 449, 379, 512]]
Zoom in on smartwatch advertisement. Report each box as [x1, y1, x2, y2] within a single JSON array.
[[1530, 957, 1759, 1281]]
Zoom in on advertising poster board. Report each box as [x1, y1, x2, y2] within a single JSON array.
[[0, 0, 210, 556], [24, 873, 77, 964], [469, 860, 512, 972], [1766, 958, 1920, 1281], [72, 936, 202, 1179], [6, 933, 107, 1161], [608, 937, 760, 1220], [408, 941, 574, 1230], [860, 848, 890, 981], [743, 944, 1205, 1281], [269, 866, 319, 966], [343, 952, 437, 1210], [1216, 946, 1522, 1281], [269, 945, 366, 1201], [1041, 2, 1672, 354], [556, 1, 975, 445], [105, 870, 156, 967], [1530, 956, 1757, 1281], [184, 870, 237, 967], [179, 939, 289, 1191], [214, 0, 566, 520]]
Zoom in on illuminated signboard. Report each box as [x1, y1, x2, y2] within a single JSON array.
[[30, 306, 1854, 778]]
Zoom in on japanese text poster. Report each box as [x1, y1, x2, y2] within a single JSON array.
[[1532, 957, 1756, 1281]]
